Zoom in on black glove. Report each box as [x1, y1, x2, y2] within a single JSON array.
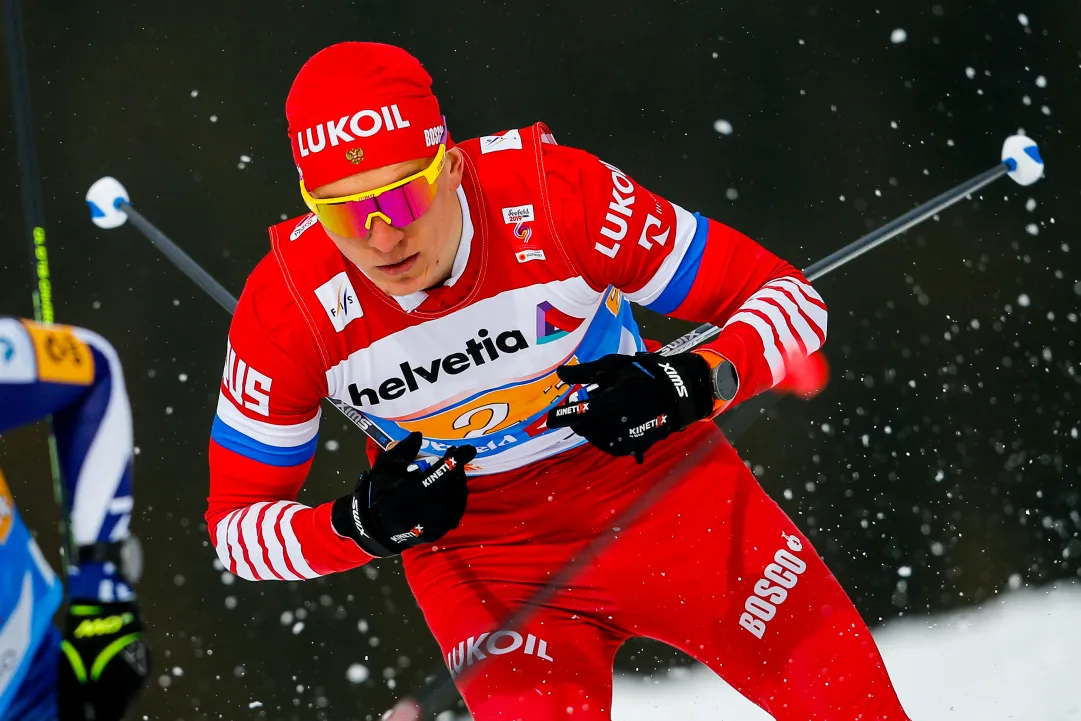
[[58, 598, 151, 721], [331, 432, 475, 557], [546, 351, 717, 463]]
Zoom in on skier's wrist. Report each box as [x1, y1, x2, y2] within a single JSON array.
[[67, 559, 136, 603], [330, 492, 395, 558], [693, 349, 740, 416]]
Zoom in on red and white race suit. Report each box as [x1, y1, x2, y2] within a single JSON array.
[[206, 124, 908, 720]]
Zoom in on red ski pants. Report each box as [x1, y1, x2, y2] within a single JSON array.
[[404, 424, 909, 720]]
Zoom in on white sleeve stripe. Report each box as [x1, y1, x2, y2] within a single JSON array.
[[723, 311, 785, 384], [625, 204, 699, 305], [767, 278, 827, 337], [216, 393, 321, 447], [262, 502, 302, 581], [751, 289, 823, 356], [214, 510, 241, 573], [240, 503, 274, 580], [69, 329, 134, 546], [770, 275, 826, 306], [226, 511, 256, 581], [743, 299, 804, 360], [279, 505, 320, 579]]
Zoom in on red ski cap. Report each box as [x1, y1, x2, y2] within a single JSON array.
[[286, 42, 449, 191]]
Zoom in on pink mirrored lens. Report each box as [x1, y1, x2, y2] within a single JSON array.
[[315, 176, 438, 238]]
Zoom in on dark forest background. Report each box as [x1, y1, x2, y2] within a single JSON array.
[[2, 1, 1078, 718]]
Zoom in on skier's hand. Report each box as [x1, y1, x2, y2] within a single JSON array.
[[58, 596, 151, 721], [385, 698, 422, 721], [546, 351, 718, 463], [331, 431, 475, 557], [773, 350, 830, 399]]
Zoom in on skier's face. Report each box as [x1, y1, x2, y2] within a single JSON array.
[[311, 148, 465, 297]]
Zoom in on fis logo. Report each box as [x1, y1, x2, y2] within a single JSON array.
[[296, 104, 410, 157], [315, 272, 362, 332], [739, 533, 806, 639], [347, 328, 530, 408], [447, 629, 553, 677], [659, 362, 688, 398], [553, 402, 589, 419], [390, 525, 425, 544], [479, 129, 523, 154], [628, 414, 667, 438]]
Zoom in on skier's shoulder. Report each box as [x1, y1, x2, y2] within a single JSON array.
[[457, 121, 592, 167], [455, 123, 601, 216], [271, 212, 323, 246], [538, 137, 614, 196], [231, 238, 319, 363]]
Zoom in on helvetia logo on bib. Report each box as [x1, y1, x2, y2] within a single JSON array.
[[348, 328, 530, 407]]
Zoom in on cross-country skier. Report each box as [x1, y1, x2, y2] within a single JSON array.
[[0, 317, 150, 721], [207, 41, 909, 719]]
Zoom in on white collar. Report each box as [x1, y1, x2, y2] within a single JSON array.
[[392, 184, 473, 313]]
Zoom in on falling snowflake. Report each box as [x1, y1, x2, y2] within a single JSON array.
[[712, 119, 734, 136], [346, 664, 370, 684]]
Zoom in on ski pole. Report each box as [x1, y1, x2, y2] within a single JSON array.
[[4, 0, 72, 567], [658, 139, 1041, 356]]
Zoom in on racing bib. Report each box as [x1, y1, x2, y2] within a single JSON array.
[[21, 320, 94, 385]]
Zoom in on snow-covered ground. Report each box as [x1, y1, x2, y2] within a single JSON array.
[[447, 582, 1078, 720], [613, 582, 1080, 720]]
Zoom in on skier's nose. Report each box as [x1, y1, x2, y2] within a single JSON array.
[[366, 217, 406, 254]]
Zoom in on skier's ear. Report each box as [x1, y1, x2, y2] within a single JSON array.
[[444, 147, 465, 191]]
